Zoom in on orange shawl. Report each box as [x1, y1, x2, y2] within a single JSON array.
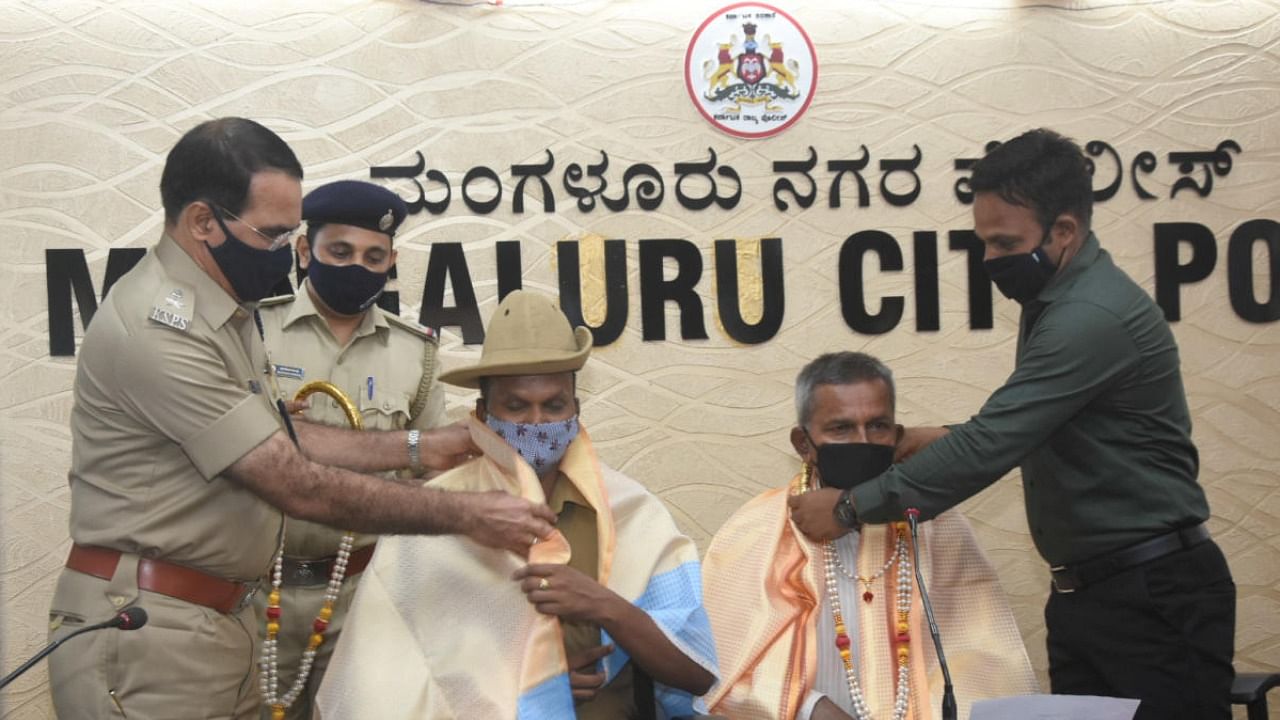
[[703, 477, 1037, 719]]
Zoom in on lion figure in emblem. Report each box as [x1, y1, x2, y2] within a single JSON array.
[[703, 35, 738, 96], [765, 34, 799, 92]]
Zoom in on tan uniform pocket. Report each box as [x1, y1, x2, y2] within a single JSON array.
[[360, 390, 411, 431]]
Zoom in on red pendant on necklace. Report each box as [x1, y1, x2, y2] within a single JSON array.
[[862, 590, 874, 603]]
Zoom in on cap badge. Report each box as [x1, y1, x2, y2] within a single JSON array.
[[378, 209, 394, 231]]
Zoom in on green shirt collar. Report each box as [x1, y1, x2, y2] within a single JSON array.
[[1038, 231, 1101, 304]]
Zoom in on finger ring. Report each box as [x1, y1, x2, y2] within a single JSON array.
[[538, 578, 550, 591]]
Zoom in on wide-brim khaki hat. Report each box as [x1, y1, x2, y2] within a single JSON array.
[[439, 290, 593, 389]]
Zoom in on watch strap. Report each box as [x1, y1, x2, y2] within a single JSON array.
[[407, 428, 423, 474]]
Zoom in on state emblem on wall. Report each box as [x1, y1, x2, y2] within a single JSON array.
[[685, 2, 818, 139]]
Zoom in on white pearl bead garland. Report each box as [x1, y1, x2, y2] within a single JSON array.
[[823, 527, 914, 720], [259, 528, 355, 718], [793, 462, 915, 720]]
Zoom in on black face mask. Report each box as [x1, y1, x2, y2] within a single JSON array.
[[983, 240, 1058, 304], [305, 255, 388, 316], [804, 428, 895, 490], [208, 212, 293, 302]]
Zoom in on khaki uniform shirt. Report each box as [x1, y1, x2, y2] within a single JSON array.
[[67, 235, 284, 581], [257, 280, 445, 558], [550, 477, 637, 719]]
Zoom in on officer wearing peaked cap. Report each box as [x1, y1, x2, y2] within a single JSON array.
[[254, 180, 446, 720], [47, 119, 554, 720]]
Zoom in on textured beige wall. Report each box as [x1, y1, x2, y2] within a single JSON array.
[[2, 1, 1278, 717]]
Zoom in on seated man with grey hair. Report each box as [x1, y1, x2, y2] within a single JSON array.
[[317, 290, 718, 720], [702, 352, 1037, 720]]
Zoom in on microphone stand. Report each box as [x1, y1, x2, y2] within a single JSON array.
[[1, 616, 121, 690], [906, 508, 957, 720]]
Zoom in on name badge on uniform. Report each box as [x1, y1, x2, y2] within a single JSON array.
[[273, 364, 305, 380]]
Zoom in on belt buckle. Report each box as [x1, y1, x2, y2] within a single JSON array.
[[1050, 566, 1075, 594], [284, 559, 326, 586], [292, 561, 317, 585], [234, 581, 261, 613]]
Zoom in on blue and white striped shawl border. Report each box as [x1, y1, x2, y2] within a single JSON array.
[[516, 672, 574, 720], [515, 560, 718, 719], [602, 560, 719, 719]]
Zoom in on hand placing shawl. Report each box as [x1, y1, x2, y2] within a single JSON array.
[[316, 416, 717, 719], [703, 476, 1037, 719]]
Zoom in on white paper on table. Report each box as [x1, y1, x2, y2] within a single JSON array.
[[971, 694, 1140, 720]]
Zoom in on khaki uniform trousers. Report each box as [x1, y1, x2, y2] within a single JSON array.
[[254, 569, 365, 720], [48, 555, 261, 720]]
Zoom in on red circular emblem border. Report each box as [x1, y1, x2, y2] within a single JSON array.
[[684, 2, 820, 140]]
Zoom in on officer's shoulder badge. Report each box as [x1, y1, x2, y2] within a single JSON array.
[[257, 294, 295, 309], [148, 284, 194, 332], [385, 312, 438, 343]]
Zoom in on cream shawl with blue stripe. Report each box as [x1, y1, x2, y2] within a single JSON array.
[[316, 416, 717, 719]]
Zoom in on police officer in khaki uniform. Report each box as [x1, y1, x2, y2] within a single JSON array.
[[46, 117, 556, 720], [254, 180, 445, 719]]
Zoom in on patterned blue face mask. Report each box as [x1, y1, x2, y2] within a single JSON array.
[[485, 415, 580, 476]]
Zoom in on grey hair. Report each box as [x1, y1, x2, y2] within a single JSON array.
[[794, 352, 896, 426]]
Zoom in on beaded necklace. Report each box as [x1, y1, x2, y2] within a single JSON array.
[[823, 525, 913, 720], [259, 529, 354, 720], [254, 375, 365, 719], [832, 538, 899, 604], [796, 463, 914, 720], [250, 328, 351, 718]]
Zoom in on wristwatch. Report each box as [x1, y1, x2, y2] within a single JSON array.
[[833, 488, 862, 531], [406, 429, 423, 475]]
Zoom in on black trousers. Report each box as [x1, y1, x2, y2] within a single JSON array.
[[1045, 539, 1236, 720]]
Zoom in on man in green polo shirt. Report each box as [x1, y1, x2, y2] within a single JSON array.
[[789, 128, 1235, 720]]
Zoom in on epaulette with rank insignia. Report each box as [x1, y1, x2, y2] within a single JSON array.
[[384, 312, 438, 343], [256, 294, 296, 309], [148, 282, 195, 332]]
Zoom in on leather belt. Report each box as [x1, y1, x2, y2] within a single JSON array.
[[280, 543, 376, 587], [66, 544, 259, 614], [1050, 523, 1211, 593]]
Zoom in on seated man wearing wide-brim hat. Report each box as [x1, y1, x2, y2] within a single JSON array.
[[316, 290, 718, 720]]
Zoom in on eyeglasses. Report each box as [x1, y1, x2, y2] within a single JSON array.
[[211, 205, 300, 251]]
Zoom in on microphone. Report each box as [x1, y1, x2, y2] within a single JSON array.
[[0, 607, 148, 690], [905, 508, 957, 720], [112, 606, 149, 630]]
